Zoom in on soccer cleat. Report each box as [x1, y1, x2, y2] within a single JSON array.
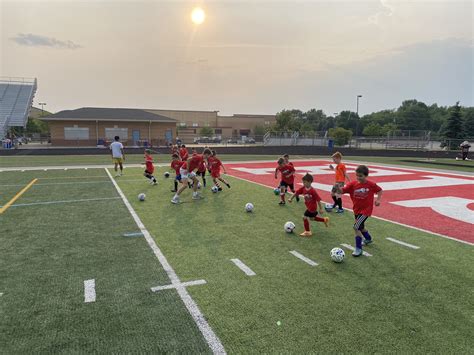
[[218, 187, 223, 191], [299, 231, 313, 237], [279, 201, 286, 205], [170, 189, 177, 192], [362, 239, 373, 246], [115, 173, 120, 177], [323, 217, 330, 228], [352, 248, 363, 257], [295, 196, 300, 202], [192, 194, 203, 200], [171, 196, 180, 204], [336, 208, 344, 213], [226, 183, 231, 188]]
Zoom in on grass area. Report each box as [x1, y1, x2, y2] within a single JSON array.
[[2, 166, 472, 353], [1, 153, 473, 173]]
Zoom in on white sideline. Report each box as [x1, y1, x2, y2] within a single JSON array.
[[340, 244, 373, 257], [386, 237, 420, 249], [151, 279, 207, 292], [230, 259, 256, 276], [226, 173, 474, 246], [84, 279, 96, 303], [104, 168, 225, 354], [0, 197, 120, 209], [289, 250, 318, 266]]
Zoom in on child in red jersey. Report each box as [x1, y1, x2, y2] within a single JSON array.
[[275, 157, 298, 205], [179, 144, 189, 161], [170, 153, 187, 192], [329, 151, 351, 213], [196, 153, 208, 187], [289, 173, 329, 237], [207, 150, 230, 191], [283, 154, 294, 167], [337, 165, 383, 257], [171, 148, 212, 204], [143, 149, 157, 185]]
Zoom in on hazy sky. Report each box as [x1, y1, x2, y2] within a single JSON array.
[[1, 0, 472, 115]]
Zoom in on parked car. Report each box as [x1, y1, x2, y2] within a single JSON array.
[[194, 136, 222, 144]]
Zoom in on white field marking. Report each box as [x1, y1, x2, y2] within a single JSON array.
[[386, 238, 420, 249], [392, 196, 474, 225], [230, 259, 256, 276], [340, 244, 373, 257], [226, 172, 474, 246], [0, 292, 3, 296], [104, 168, 225, 354], [151, 279, 207, 292], [123, 232, 144, 237], [289, 250, 318, 266], [84, 279, 96, 303], [0, 164, 143, 172], [0, 180, 143, 188], [0, 197, 120, 208]]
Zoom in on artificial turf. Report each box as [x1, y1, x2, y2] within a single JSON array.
[[1, 165, 473, 353]]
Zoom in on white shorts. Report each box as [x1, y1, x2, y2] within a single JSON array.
[[179, 168, 196, 180]]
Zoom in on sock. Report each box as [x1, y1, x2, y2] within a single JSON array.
[[152, 176, 156, 183], [355, 236, 363, 249], [280, 193, 285, 202], [173, 194, 178, 199], [337, 198, 342, 209], [174, 180, 178, 190], [362, 231, 372, 241], [314, 216, 325, 222], [303, 219, 310, 231], [332, 195, 338, 207], [203, 178, 206, 187]]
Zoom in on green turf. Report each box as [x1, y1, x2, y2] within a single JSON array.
[[1, 166, 473, 353], [1, 154, 472, 173]]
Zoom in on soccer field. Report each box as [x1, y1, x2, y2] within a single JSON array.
[[1, 158, 473, 353]]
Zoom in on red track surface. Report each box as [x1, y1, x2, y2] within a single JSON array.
[[225, 160, 474, 245]]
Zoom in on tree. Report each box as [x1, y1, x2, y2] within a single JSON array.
[[199, 126, 214, 137], [328, 127, 352, 146], [253, 124, 266, 137], [396, 100, 431, 131], [363, 123, 383, 136], [463, 108, 474, 137], [444, 102, 464, 149], [335, 111, 359, 134]]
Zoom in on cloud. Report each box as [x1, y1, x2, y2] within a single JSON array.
[[368, 0, 394, 25], [9, 33, 81, 49]]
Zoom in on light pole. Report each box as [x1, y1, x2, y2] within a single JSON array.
[[39, 102, 47, 116], [355, 95, 362, 136]]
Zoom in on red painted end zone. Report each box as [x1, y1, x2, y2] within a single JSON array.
[[225, 160, 474, 245]]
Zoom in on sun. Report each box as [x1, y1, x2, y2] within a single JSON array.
[[191, 7, 205, 25]]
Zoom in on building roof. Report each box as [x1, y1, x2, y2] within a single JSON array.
[[41, 107, 177, 123]]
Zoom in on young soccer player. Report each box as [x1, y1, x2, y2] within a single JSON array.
[[110, 136, 125, 177], [275, 157, 298, 205], [283, 154, 294, 167], [179, 144, 189, 161], [143, 149, 157, 185], [171, 148, 212, 204], [288, 173, 329, 237], [196, 154, 208, 187], [207, 150, 230, 191], [329, 151, 351, 213], [337, 165, 383, 257], [170, 153, 186, 192]]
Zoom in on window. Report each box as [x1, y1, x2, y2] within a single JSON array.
[[64, 127, 89, 140], [265, 121, 270, 125], [179, 122, 187, 127], [105, 128, 128, 140], [192, 123, 199, 127], [214, 129, 222, 134]]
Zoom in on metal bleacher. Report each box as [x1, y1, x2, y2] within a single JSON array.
[[0, 77, 37, 138]]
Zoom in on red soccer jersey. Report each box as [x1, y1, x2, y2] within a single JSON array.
[[276, 164, 295, 184], [208, 156, 222, 173], [145, 156, 154, 172], [198, 159, 207, 173], [179, 148, 189, 161], [188, 154, 203, 172], [342, 180, 382, 216], [295, 186, 321, 212], [171, 160, 186, 174]]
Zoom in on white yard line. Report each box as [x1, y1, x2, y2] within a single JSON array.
[[0, 197, 120, 208], [226, 173, 474, 247], [84, 279, 96, 303], [0, 180, 144, 188], [104, 168, 225, 354], [289, 250, 318, 266], [340, 244, 373, 257], [386, 237, 420, 249], [230, 259, 256, 276], [151, 279, 207, 292]]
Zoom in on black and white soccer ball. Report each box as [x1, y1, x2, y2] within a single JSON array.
[[164, 172, 170, 178], [330, 247, 345, 263], [245, 203, 254, 212], [284, 221, 296, 233], [211, 186, 219, 193], [138, 193, 146, 201]]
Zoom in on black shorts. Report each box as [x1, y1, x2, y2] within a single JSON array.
[[144, 169, 153, 175], [279, 181, 294, 191], [304, 210, 318, 218], [197, 171, 206, 177], [354, 214, 369, 231], [331, 182, 345, 194]]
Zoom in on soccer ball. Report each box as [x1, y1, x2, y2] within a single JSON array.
[[273, 187, 280, 195], [330, 247, 345, 263], [245, 203, 254, 212], [138, 193, 146, 201], [164, 172, 170, 178], [211, 186, 219, 193], [325, 203, 334, 212], [284, 221, 296, 233]]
